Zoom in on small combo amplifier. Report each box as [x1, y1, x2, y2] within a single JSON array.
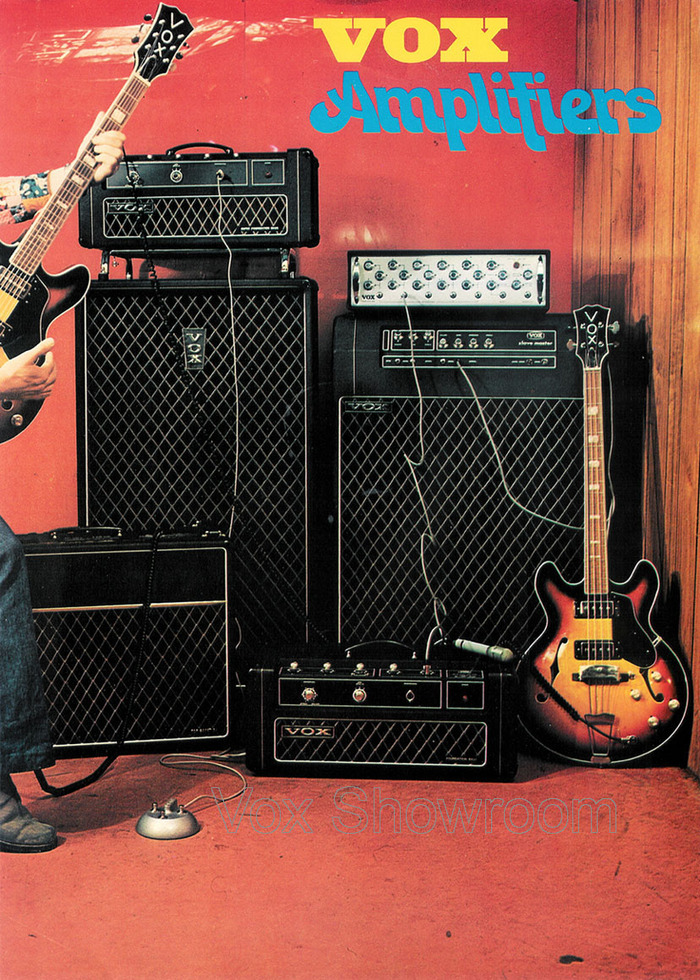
[[78, 144, 319, 252], [348, 250, 549, 310], [246, 650, 518, 780], [21, 529, 233, 756]]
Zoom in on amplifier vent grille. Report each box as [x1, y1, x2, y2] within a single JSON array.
[[275, 717, 488, 767], [103, 194, 289, 240]]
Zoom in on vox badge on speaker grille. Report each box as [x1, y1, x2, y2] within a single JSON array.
[[281, 725, 336, 738], [182, 328, 206, 371]]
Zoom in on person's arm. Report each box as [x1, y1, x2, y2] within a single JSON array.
[[0, 119, 126, 398], [1, 119, 126, 226]]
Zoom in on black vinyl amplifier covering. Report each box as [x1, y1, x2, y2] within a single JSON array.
[[78, 146, 319, 251], [21, 530, 232, 756], [246, 656, 518, 780]]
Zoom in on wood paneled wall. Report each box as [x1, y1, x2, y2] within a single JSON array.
[[573, 0, 700, 773]]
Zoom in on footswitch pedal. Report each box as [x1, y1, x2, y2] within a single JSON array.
[[135, 800, 200, 840]]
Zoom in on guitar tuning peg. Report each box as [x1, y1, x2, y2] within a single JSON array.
[[610, 320, 621, 334], [144, 13, 153, 22]]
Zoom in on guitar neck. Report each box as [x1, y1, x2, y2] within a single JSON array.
[[583, 364, 609, 596], [10, 72, 150, 277]]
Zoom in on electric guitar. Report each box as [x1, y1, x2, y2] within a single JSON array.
[[0, 4, 193, 443], [517, 304, 690, 765]]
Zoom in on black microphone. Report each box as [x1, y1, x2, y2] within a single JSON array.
[[453, 637, 515, 664]]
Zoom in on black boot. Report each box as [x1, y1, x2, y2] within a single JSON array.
[[0, 773, 58, 853]]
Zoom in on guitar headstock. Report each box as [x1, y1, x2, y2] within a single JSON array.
[[133, 4, 194, 82], [572, 304, 616, 371]]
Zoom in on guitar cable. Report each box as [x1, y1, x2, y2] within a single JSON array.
[[123, 154, 333, 656], [34, 531, 164, 796]]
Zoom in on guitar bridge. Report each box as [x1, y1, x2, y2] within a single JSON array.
[[573, 665, 633, 685]]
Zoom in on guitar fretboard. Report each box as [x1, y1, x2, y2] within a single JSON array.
[[9, 74, 151, 282], [583, 364, 609, 597]]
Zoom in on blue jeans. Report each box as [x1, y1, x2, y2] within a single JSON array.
[[0, 515, 54, 775]]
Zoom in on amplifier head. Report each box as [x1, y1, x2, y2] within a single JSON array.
[[348, 250, 550, 310], [79, 147, 319, 252], [246, 655, 518, 780]]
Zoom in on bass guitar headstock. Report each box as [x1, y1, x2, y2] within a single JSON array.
[[133, 4, 194, 82], [572, 303, 619, 371]]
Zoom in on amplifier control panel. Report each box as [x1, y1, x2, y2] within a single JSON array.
[[349, 250, 549, 310], [381, 327, 557, 369], [278, 658, 485, 711]]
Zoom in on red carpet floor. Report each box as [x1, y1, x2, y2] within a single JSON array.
[[1, 752, 699, 979]]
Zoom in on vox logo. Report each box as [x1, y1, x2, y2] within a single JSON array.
[[312, 17, 509, 64], [281, 725, 335, 738]]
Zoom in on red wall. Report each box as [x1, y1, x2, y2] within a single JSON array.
[[0, 0, 576, 532]]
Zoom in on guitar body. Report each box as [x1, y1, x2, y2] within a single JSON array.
[[0, 4, 193, 444], [518, 559, 690, 765], [0, 239, 90, 443]]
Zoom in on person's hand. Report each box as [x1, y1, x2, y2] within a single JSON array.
[[90, 115, 126, 182], [48, 113, 126, 191], [0, 338, 57, 401]]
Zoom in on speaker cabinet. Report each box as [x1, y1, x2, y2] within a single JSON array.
[[22, 532, 232, 756], [333, 311, 598, 657], [76, 278, 318, 657]]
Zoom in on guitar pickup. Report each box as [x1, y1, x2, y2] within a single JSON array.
[[572, 665, 633, 685], [574, 639, 620, 660], [575, 598, 618, 618]]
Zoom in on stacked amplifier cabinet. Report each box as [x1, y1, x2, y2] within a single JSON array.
[[78, 145, 319, 252], [22, 530, 232, 756], [76, 277, 318, 661], [333, 301, 645, 659], [73, 143, 322, 680], [335, 307, 583, 659], [247, 653, 518, 780]]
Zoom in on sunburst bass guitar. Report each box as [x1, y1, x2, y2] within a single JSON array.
[[0, 4, 193, 443], [517, 304, 690, 765]]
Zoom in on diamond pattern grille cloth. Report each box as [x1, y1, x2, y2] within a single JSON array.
[[82, 284, 310, 648], [275, 717, 487, 766], [35, 604, 228, 748], [103, 195, 288, 240], [339, 396, 584, 655]]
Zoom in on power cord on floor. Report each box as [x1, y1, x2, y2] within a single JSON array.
[[157, 751, 248, 812]]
